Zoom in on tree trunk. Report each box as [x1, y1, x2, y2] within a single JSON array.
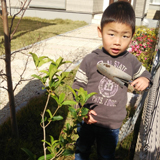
[[1, 0, 19, 138]]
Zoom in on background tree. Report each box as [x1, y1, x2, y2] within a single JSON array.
[[0, 0, 32, 138]]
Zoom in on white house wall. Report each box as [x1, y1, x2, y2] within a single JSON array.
[[66, 0, 103, 13], [66, 0, 93, 13], [6, 0, 66, 9], [134, 0, 146, 18], [93, 0, 103, 13], [29, 0, 66, 9]]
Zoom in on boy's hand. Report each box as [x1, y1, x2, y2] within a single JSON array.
[[83, 110, 97, 124], [131, 77, 150, 91]]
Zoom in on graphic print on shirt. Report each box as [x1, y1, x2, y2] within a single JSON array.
[[91, 60, 127, 107], [99, 77, 118, 98]]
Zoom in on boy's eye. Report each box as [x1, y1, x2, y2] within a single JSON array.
[[123, 35, 129, 38], [109, 34, 114, 36]]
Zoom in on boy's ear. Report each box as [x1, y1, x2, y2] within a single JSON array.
[[97, 26, 102, 38]]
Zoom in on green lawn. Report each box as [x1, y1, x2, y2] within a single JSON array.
[[0, 17, 87, 55]]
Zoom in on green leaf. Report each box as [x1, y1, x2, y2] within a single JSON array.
[[68, 106, 76, 113], [66, 123, 70, 130], [52, 115, 63, 121], [30, 52, 39, 67], [77, 116, 83, 122], [85, 92, 97, 102], [59, 93, 65, 104], [21, 148, 36, 160], [49, 135, 54, 145], [31, 74, 42, 81], [62, 100, 77, 106], [66, 137, 72, 143], [59, 135, 64, 142], [42, 76, 48, 84], [64, 60, 72, 64], [41, 140, 51, 146], [81, 107, 89, 116], [46, 109, 52, 119], [38, 56, 51, 67], [49, 63, 58, 80], [51, 94, 59, 104], [38, 154, 54, 160], [49, 136, 59, 146], [62, 149, 74, 156], [38, 56, 49, 61], [68, 107, 77, 119], [59, 72, 69, 80], [39, 70, 49, 76], [50, 141, 59, 150], [67, 86, 77, 99], [78, 88, 86, 101], [49, 79, 56, 89], [47, 147, 52, 153], [41, 116, 47, 123], [55, 57, 63, 67]]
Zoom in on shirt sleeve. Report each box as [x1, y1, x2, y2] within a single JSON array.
[[132, 54, 151, 80], [72, 57, 89, 91]]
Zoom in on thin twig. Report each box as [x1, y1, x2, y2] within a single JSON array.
[[0, 86, 8, 91], [0, 56, 5, 60], [50, 148, 65, 160], [13, 55, 30, 91], [10, 0, 32, 40], [45, 105, 60, 128], [9, 0, 28, 37], [0, 73, 6, 76]]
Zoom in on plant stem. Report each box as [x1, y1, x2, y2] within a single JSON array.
[[45, 105, 60, 128], [42, 93, 50, 160], [50, 147, 64, 160]]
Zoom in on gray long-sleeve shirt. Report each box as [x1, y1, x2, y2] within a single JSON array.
[[72, 48, 151, 129]]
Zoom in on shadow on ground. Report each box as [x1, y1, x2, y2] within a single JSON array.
[[0, 79, 68, 160]]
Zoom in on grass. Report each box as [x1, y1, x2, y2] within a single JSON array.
[[0, 17, 87, 55], [0, 65, 139, 160]]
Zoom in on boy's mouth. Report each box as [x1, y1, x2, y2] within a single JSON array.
[[111, 48, 120, 54]]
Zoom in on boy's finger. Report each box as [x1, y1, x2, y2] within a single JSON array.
[[89, 110, 97, 115], [131, 80, 138, 87]]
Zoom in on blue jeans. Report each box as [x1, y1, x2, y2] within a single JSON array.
[[75, 121, 119, 160]]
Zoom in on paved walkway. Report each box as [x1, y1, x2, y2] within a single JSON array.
[[0, 23, 102, 125]]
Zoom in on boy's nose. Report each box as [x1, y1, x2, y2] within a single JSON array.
[[114, 37, 121, 45]]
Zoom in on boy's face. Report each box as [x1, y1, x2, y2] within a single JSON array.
[[98, 22, 132, 56]]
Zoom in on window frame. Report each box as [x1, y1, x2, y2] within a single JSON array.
[[150, 0, 160, 5]]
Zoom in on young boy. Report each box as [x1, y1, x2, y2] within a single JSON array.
[[72, 1, 151, 160]]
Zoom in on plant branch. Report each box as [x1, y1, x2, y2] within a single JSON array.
[[50, 148, 65, 160], [13, 55, 30, 91], [0, 86, 8, 91], [45, 105, 61, 128], [9, 0, 27, 37], [10, 0, 32, 40], [41, 93, 50, 160], [0, 73, 6, 76]]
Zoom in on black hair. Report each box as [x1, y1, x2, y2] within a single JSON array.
[[101, 1, 135, 35]]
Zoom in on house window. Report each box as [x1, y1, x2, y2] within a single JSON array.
[[150, 0, 160, 4]]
